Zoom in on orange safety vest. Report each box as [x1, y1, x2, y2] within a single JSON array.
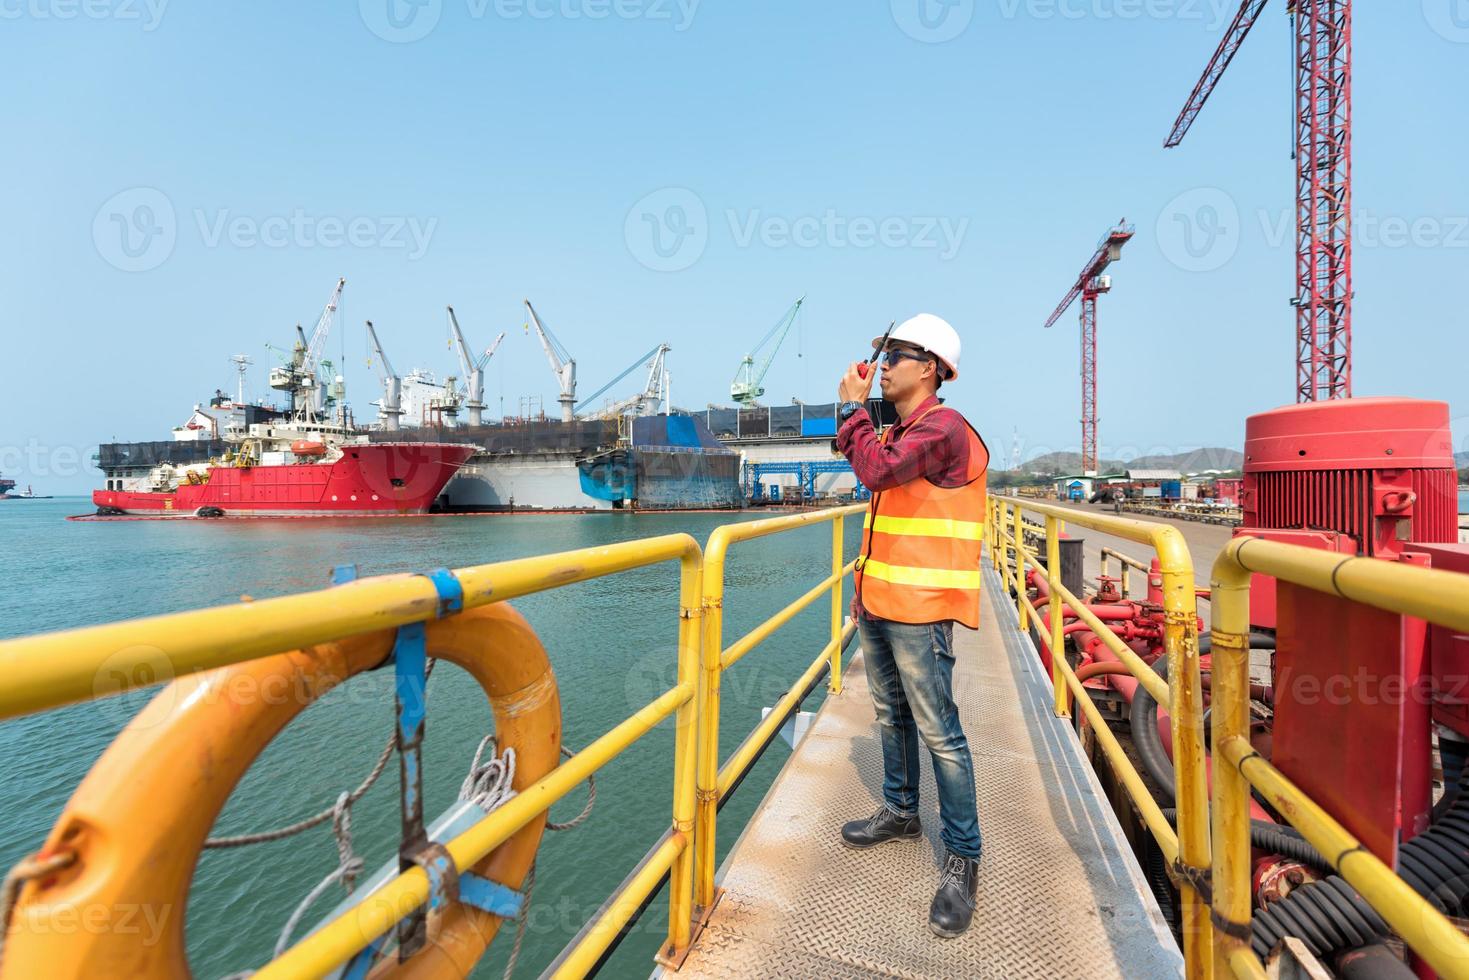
[[854, 404, 989, 630]]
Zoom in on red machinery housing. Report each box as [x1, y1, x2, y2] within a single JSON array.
[[1233, 397, 1459, 870], [1237, 397, 1458, 629]]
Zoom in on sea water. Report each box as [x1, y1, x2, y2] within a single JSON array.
[[0, 499, 861, 978]]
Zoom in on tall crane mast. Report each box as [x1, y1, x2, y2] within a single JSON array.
[[523, 299, 577, 422], [1044, 221, 1134, 475], [731, 296, 804, 406], [447, 305, 505, 426], [364, 320, 404, 431], [1165, 0, 1351, 402]]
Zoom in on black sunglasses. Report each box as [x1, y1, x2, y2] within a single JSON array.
[[881, 349, 933, 368]]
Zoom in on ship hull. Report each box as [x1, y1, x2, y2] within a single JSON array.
[[92, 443, 475, 517]]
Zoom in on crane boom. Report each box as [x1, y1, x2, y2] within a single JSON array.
[[731, 296, 804, 405], [524, 298, 577, 422], [1163, 0, 1270, 147], [364, 319, 404, 430], [575, 344, 669, 415], [1043, 223, 1133, 329], [447, 305, 506, 425], [303, 278, 346, 379], [1161, 0, 1352, 401]]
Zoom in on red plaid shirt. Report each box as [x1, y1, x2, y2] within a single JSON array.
[[836, 396, 980, 491], [837, 396, 987, 620]]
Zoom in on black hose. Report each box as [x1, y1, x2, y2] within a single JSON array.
[[1252, 876, 1390, 960], [1251, 790, 1469, 959], [1159, 808, 1329, 872], [1130, 655, 1178, 803], [1392, 789, 1469, 915], [1335, 944, 1416, 980], [1129, 632, 1276, 805], [1144, 844, 1177, 927]]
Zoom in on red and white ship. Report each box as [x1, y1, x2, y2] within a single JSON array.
[[92, 416, 475, 519]]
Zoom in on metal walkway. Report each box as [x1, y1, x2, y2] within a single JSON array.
[[669, 558, 1183, 979]]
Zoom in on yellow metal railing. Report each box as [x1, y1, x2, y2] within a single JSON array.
[[693, 504, 864, 913], [0, 535, 707, 979], [1210, 539, 1469, 979], [0, 507, 870, 979], [989, 495, 1213, 979]]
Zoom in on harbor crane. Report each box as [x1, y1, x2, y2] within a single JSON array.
[[731, 296, 804, 406], [447, 306, 505, 427], [364, 320, 404, 431], [1164, 0, 1351, 402], [523, 299, 577, 423], [1043, 221, 1134, 475], [575, 344, 671, 419], [268, 277, 346, 419]]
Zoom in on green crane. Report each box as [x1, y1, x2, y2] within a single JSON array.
[[730, 296, 804, 406]]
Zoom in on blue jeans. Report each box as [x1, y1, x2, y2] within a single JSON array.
[[859, 616, 982, 859]]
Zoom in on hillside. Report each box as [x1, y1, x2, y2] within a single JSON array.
[[1019, 447, 1244, 475]]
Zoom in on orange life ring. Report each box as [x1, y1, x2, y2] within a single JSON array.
[[1, 603, 561, 979]]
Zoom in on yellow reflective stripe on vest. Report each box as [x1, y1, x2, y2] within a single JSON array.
[[862, 513, 985, 541], [857, 558, 981, 590]]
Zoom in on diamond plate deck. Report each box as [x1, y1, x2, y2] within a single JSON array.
[[665, 558, 1183, 979]]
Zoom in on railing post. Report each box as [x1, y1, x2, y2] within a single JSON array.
[[1045, 516, 1068, 718], [693, 543, 726, 913], [829, 514, 844, 695], [1156, 529, 1213, 978], [663, 550, 704, 962], [1210, 548, 1256, 978], [1012, 504, 1029, 631]]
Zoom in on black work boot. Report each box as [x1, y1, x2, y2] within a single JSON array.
[[929, 849, 979, 938], [840, 805, 921, 849]]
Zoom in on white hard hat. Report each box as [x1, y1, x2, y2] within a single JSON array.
[[872, 313, 961, 381]]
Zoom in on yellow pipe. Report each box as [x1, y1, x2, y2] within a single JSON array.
[[0, 534, 703, 721], [1224, 537, 1469, 634], [692, 555, 724, 912], [1012, 505, 1029, 631], [259, 680, 694, 980], [1003, 496, 1211, 976], [715, 624, 854, 800], [550, 832, 687, 979], [1226, 946, 1268, 980], [663, 554, 704, 959], [1209, 551, 1257, 978], [829, 514, 845, 695], [694, 505, 862, 910], [1045, 516, 1068, 718], [995, 496, 1180, 548], [1220, 736, 1469, 979], [1058, 656, 1179, 865], [720, 560, 858, 670]]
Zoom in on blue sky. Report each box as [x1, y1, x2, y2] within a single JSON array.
[[3, 1, 1467, 491]]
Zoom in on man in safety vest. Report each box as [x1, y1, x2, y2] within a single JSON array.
[[834, 313, 988, 939]]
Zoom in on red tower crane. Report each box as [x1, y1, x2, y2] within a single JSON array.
[[1165, 0, 1352, 403], [1044, 220, 1135, 475]]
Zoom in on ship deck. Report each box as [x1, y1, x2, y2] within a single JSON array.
[[664, 552, 1183, 979]]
